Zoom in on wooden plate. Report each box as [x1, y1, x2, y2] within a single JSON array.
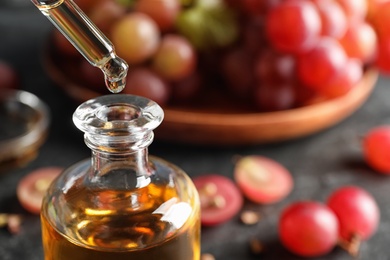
[[42, 46, 378, 146]]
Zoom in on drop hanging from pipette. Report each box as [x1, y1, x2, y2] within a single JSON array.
[[31, 0, 128, 93]]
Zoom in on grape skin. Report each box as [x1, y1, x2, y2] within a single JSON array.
[[320, 58, 363, 98], [0, 61, 19, 89], [312, 0, 348, 39], [265, 0, 322, 54], [339, 21, 377, 64], [152, 34, 197, 82], [327, 186, 380, 242], [111, 13, 160, 65], [279, 201, 339, 257], [297, 37, 347, 89], [134, 0, 181, 32], [363, 126, 390, 173], [122, 67, 171, 106]]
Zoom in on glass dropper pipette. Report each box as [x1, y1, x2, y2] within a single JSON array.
[[31, 0, 128, 93]]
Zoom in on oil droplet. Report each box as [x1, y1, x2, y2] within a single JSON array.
[[105, 76, 127, 93], [102, 55, 129, 93]]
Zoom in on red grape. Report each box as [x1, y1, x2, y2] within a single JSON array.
[[366, 0, 390, 23], [220, 48, 255, 98], [265, 0, 321, 54], [134, 0, 181, 32], [79, 59, 106, 91], [111, 12, 160, 65], [254, 50, 296, 84], [294, 82, 323, 106], [254, 82, 296, 111], [88, 0, 126, 36], [339, 21, 377, 64], [241, 0, 281, 16], [376, 37, 390, 74], [297, 37, 348, 90], [327, 186, 380, 242], [311, 0, 348, 39], [336, 0, 368, 22], [52, 30, 79, 57], [370, 1, 390, 39], [0, 61, 19, 89], [171, 72, 202, 103], [241, 17, 267, 55], [122, 67, 171, 106], [74, 0, 101, 12], [279, 201, 339, 257], [363, 125, 390, 173], [151, 34, 197, 81], [17, 167, 63, 214], [234, 155, 293, 204], [193, 174, 243, 226], [320, 58, 363, 98]]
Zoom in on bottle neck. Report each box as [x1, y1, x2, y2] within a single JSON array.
[[86, 132, 153, 189]]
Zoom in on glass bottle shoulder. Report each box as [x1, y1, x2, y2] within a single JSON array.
[[41, 156, 200, 252]]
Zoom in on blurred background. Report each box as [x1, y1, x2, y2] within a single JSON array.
[[1, 1, 390, 259]]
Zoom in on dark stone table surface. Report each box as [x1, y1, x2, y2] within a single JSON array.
[[1, 3, 390, 260]]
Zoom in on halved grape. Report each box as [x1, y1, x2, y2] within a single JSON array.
[[17, 167, 63, 214], [234, 155, 293, 204], [193, 174, 243, 226]]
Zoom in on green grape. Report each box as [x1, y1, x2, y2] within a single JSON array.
[[176, 8, 208, 50], [176, 0, 239, 51], [114, 0, 136, 8]]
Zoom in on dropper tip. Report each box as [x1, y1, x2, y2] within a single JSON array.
[[102, 55, 129, 93]]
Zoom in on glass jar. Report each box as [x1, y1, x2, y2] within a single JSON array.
[[0, 89, 50, 172], [40, 94, 201, 260]]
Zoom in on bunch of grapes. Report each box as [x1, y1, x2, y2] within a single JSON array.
[[53, 0, 390, 111], [53, 0, 238, 107], [220, 0, 385, 111]]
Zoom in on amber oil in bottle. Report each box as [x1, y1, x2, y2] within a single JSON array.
[[40, 94, 201, 259]]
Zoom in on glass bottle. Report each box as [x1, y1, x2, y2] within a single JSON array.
[[40, 94, 201, 260]]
